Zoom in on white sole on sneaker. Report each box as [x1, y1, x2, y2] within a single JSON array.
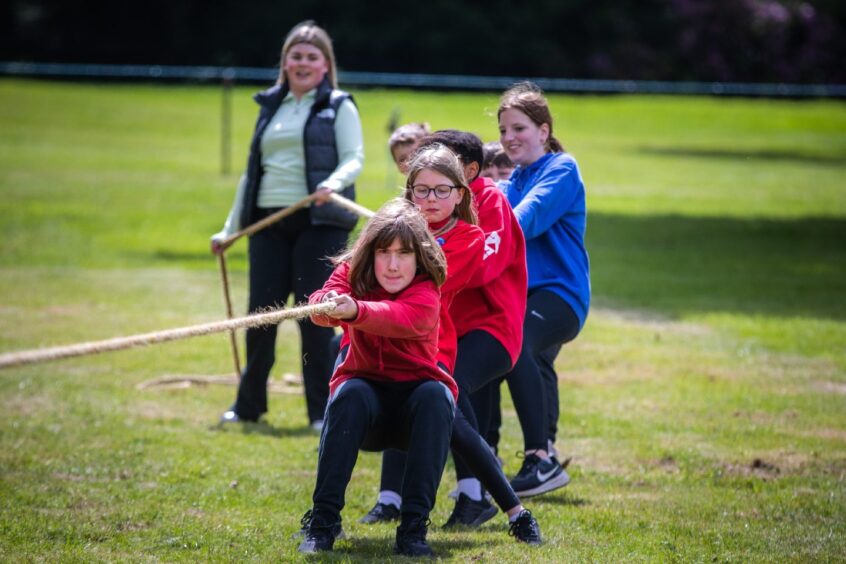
[[513, 469, 571, 498]]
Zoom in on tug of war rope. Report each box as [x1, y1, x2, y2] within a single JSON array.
[[0, 193, 375, 381]]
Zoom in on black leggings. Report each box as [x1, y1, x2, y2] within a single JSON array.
[[451, 331, 512, 481], [379, 335, 521, 512], [379, 404, 520, 512], [505, 289, 580, 452], [477, 341, 561, 453], [313, 378, 455, 519], [233, 208, 348, 423]]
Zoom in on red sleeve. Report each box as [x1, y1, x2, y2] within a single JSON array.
[[440, 223, 485, 296], [308, 262, 351, 327], [467, 188, 524, 288], [350, 280, 440, 339]]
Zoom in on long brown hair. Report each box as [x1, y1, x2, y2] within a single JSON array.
[[497, 81, 565, 153], [277, 20, 338, 89], [403, 144, 478, 226], [338, 198, 447, 296]]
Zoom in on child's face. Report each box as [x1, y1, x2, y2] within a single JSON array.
[[375, 237, 417, 294], [496, 164, 515, 180], [391, 142, 418, 175], [480, 164, 497, 179], [499, 108, 549, 166], [410, 168, 464, 224]]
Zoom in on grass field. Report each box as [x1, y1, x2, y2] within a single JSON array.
[[1, 78, 844, 561]]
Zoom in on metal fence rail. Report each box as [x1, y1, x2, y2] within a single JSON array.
[[3, 61, 845, 98]]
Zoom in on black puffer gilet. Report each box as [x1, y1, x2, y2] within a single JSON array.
[[239, 76, 358, 230]]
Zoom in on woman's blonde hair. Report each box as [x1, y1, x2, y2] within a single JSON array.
[[339, 198, 446, 296], [497, 81, 564, 153], [404, 144, 478, 226], [277, 20, 338, 88]]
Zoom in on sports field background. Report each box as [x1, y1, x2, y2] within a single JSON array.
[[0, 79, 844, 560]]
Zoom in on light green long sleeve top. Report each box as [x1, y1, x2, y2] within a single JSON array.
[[213, 88, 364, 240]]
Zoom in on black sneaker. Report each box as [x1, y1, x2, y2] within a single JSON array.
[[359, 502, 401, 524], [510, 454, 570, 497], [442, 493, 498, 529], [296, 510, 343, 553], [394, 515, 434, 557], [293, 509, 344, 539], [509, 509, 542, 544]]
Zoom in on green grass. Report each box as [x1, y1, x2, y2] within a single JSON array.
[[0, 78, 844, 561]]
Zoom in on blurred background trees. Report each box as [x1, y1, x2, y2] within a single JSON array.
[[2, 0, 844, 83]]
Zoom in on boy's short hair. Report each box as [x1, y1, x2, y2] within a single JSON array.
[[417, 129, 484, 170], [388, 122, 431, 152], [482, 141, 501, 168], [492, 150, 514, 169], [483, 141, 513, 169]]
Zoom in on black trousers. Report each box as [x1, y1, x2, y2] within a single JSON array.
[[233, 208, 348, 423], [378, 334, 521, 512], [313, 378, 455, 519], [379, 404, 521, 512], [505, 289, 580, 452], [475, 341, 561, 453], [451, 330, 512, 481]]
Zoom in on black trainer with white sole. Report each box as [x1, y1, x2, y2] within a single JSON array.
[[509, 454, 570, 497]]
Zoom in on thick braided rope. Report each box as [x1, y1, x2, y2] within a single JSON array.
[[0, 301, 336, 370], [329, 193, 375, 219]]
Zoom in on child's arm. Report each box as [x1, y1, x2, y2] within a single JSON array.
[[350, 281, 440, 339], [511, 155, 583, 240], [467, 189, 524, 288], [440, 225, 485, 296]]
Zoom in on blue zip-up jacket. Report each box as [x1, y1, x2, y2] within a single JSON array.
[[506, 152, 590, 328]]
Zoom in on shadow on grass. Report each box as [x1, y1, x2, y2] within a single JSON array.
[[589, 213, 846, 321], [529, 491, 591, 507], [210, 420, 316, 439], [636, 146, 846, 167], [336, 534, 479, 559]]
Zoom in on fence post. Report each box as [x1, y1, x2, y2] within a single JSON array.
[[221, 67, 235, 176]]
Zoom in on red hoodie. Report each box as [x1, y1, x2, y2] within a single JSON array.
[[431, 218, 485, 373], [450, 176, 528, 365], [310, 262, 458, 401]]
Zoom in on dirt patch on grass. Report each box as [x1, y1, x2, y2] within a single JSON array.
[[721, 458, 782, 479], [653, 455, 680, 473], [806, 427, 846, 441], [1, 392, 55, 417], [594, 307, 713, 337], [813, 381, 846, 395], [719, 450, 818, 480], [565, 439, 631, 476]]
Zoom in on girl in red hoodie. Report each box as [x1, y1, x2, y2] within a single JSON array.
[[297, 198, 453, 557], [361, 145, 542, 544]]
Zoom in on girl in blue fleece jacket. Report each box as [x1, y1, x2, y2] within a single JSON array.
[[497, 81, 590, 498]]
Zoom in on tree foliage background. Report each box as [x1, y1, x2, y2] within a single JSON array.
[[2, 0, 845, 83]]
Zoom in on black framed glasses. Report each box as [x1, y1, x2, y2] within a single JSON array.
[[410, 184, 458, 200]]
